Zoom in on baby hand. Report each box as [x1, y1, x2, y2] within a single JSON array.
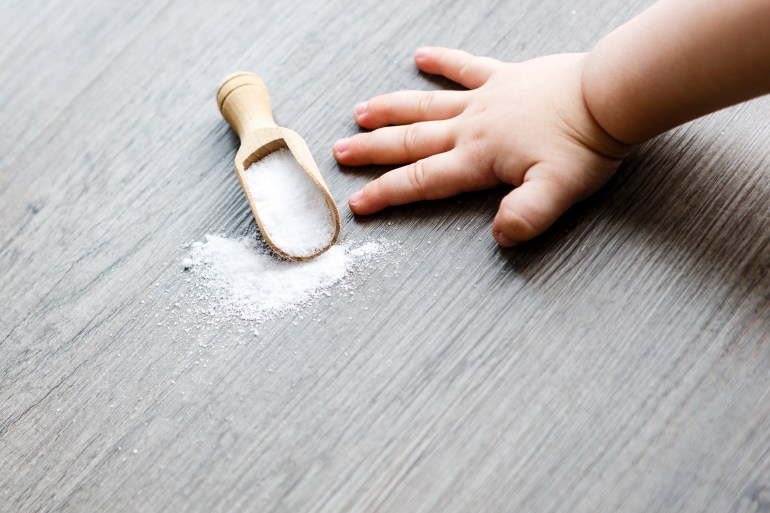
[[333, 47, 630, 246]]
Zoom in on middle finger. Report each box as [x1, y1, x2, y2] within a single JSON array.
[[334, 120, 455, 166]]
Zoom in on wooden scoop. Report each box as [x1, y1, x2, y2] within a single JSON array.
[[216, 71, 340, 261]]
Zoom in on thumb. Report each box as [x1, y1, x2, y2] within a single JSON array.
[[492, 165, 585, 247]]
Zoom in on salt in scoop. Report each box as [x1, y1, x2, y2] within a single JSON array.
[[216, 72, 340, 261]]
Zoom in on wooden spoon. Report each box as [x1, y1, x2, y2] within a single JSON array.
[[216, 71, 340, 261]]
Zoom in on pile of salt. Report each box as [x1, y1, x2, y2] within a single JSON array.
[[243, 149, 335, 257], [188, 234, 385, 322]]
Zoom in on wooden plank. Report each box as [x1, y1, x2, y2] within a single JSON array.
[[1, 0, 770, 511], [0, 0, 170, 170]]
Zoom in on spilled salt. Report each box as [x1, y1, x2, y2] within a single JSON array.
[[188, 234, 385, 322], [243, 148, 334, 257]]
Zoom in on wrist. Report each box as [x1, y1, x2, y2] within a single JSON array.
[[574, 52, 635, 159]]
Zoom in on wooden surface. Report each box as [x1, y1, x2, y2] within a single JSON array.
[[2, 0, 770, 511]]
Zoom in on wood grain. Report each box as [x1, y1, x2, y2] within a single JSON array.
[[1, 0, 769, 512]]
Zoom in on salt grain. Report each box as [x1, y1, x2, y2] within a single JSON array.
[[187, 234, 385, 322], [243, 149, 334, 256]]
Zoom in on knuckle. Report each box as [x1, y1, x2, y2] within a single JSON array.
[[499, 202, 541, 240], [407, 160, 428, 198], [363, 178, 389, 208], [417, 92, 435, 117], [464, 124, 488, 145], [457, 55, 474, 77], [371, 179, 389, 207], [462, 136, 486, 162], [465, 144, 494, 180], [402, 124, 420, 160], [471, 123, 488, 141]]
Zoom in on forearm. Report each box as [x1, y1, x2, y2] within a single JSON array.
[[582, 0, 770, 145]]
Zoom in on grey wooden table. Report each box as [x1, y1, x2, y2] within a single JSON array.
[[2, 0, 770, 511]]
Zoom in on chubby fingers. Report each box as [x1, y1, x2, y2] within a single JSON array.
[[349, 149, 499, 215], [354, 90, 467, 129], [492, 164, 584, 247], [414, 47, 499, 89], [334, 121, 454, 166]]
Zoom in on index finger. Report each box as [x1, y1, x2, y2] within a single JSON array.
[[348, 149, 499, 215]]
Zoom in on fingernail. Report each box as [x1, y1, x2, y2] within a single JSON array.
[[354, 102, 367, 118], [349, 190, 363, 206], [415, 47, 430, 59], [494, 230, 516, 247], [334, 138, 350, 154]]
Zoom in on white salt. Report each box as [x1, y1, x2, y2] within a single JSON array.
[[243, 148, 335, 257], [188, 234, 385, 322]]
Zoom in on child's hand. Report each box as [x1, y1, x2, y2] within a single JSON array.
[[333, 47, 630, 246]]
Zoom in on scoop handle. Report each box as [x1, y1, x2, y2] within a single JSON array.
[[216, 72, 277, 138]]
